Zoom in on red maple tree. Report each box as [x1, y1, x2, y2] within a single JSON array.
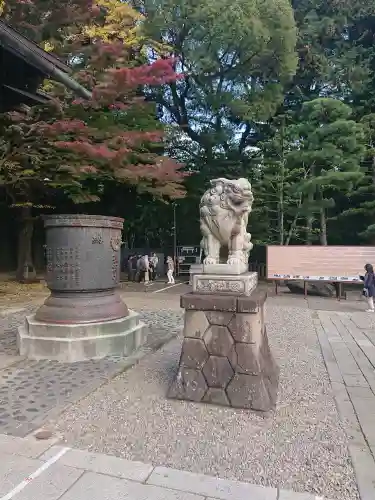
[[1, 1, 186, 280]]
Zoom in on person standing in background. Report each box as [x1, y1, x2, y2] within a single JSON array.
[[150, 252, 159, 281], [363, 263, 375, 312], [143, 254, 150, 282], [127, 255, 133, 281], [136, 254, 145, 282], [130, 254, 137, 281], [166, 256, 175, 284]]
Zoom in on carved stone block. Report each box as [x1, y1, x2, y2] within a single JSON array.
[[193, 272, 258, 296], [184, 310, 209, 339], [203, 325, 234, 357], [181, 338, 209, 369], [167, 368, 207, 402], [230, 343, 261, 375], [203, 388, 230, 406], [202, 356, 234, 388], [226, 374, 272, 412], [205, 311, 234, 326], [227, 313, 262, 343], [168, 288, 279, 412]]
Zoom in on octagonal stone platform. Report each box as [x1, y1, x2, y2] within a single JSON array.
[[168, 289, 279, 412], [17, 310, 148, 362]]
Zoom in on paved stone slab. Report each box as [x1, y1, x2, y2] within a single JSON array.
[[350, 397, 375, 415], [329, 315, 375, 393], [347, 386, 375, 399], [342, 372, 369, 387], [40, 447, 153, 482], [348, 444, 375, 500], [314, 324, 344, 383], [0, 354, 21, 370], [339, 315, 375, 367], [0, 451, 42, 496], [13, 462, 83, 500], [39, 444, 68, 460], [59, 471, 204, 500], [317, 311, 375, 499], [0, 433, 56, 458], [331, 389, 366, 446], [278, 490, 323, 499], [355, 416, 375, 445], [147, 466, 277, 500]]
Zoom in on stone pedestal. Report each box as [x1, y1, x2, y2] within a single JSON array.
[[17, 214, 147, 361], [17, 310, 147, 362], [168, 289, 279, 412], [189, 264, 203, 285]]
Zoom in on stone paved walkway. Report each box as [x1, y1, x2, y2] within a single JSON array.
[[315, 310, 375, 500], [0, 305, 182, 437], [0, 432, 330, 500], [0, 291, 373, 499]]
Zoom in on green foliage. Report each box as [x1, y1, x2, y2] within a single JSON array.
[[4, 0, 375, 254], [143, 0, 297, 154], [252, 98, 366, 245]]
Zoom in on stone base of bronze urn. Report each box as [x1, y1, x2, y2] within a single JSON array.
[[168, 288, 279, 412], [17, 309, 148, 363]]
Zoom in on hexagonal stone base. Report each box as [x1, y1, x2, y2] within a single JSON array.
[[17, 309, 148, 362], [168, 287, 279, 412]]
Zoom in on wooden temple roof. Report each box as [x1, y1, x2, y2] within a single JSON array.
[[0, 20, 72, 111]]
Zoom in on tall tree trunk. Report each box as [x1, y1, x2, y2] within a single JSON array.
[[306, 191, 314, 245], [278, 200, 284, 245], [285, 208, 301, 245], [320, 208, 328, 245], [16, 206, 36, 282], [306, 164, 315, 245], [278, 118, 285, 245]]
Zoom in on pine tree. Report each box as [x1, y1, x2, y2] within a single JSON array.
[[287, 98, 366, 244]]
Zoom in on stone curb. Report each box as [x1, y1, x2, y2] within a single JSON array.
[[0, 433, 331, 500]]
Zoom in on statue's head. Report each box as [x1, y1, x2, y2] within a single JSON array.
[[210, 177, 253, 212]]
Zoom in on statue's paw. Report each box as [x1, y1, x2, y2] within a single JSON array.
[[227, 257, 241, 266], [204, 257, 217, 265]]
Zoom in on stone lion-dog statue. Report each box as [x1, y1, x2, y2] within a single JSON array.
[[199, 177, 254, 266]]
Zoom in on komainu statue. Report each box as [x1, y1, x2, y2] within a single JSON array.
[[200, 178, 254, 266]]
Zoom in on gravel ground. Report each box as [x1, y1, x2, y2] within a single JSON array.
[[53, 305, 359, 500]]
